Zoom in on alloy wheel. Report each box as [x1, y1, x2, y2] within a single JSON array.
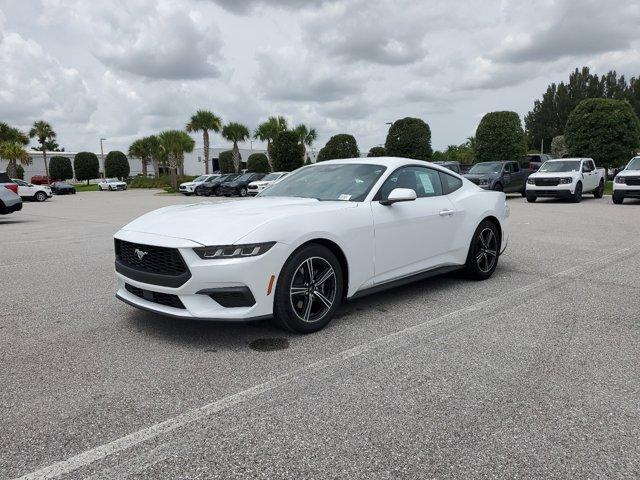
[[289, 257, 336, 323], [475, 227, 498, 273]]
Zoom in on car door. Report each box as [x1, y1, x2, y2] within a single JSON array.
[[370, 166, 459, 284], [501, 163, 514, 192], [510, 162, 524, 191], [581, 160, 597, 191]]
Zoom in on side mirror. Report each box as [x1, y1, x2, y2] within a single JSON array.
[[380, 188, 417, 206]]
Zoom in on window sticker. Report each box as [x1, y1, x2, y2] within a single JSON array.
[[338, 194, 352, 201]]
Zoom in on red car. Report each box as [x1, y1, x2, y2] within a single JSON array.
[[30, 175, 50, 185], [0, 172, 18, 194]]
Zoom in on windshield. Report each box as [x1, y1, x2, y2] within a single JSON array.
[[539, 160, 581, 172], [193, 175, 207, 182], [262, 173, 282, 181], [626, 157, 640, 170], [260, 163, 386, 202], [468, 162, 503, 174], [107, 178, 119, 182], [236, 174, 253, 182]]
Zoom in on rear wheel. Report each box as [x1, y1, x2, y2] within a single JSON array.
[[593, 179, 604, 198], [463, 220, 500, 280], [612, 192, 624, 204], [571, 182, 582, 203], [35, 191, 47, 202], [273, 244, 343, 333], [493, 183, 503, 192], [520, 187, 527, 197], [239, 187, 247, 197]]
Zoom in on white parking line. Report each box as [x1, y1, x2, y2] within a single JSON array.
[[12, 246, 633, 480]]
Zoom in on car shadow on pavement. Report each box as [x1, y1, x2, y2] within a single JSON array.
[[0, 218, 34, 225]]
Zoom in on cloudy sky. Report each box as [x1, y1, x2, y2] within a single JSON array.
[[1, 0, 639, 154]]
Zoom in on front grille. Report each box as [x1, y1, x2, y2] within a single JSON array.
[[115, 240, 188, 276], [625, 176, 640, 186], [534, 178, 560, 186], [125, 283, 185, 309]]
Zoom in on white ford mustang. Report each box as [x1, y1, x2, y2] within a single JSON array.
[[114, 157, 509, 332]]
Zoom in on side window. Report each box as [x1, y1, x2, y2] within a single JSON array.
[[439, 172, 463, 194], [511, 162, 520, 172], [589, 161, 596, 171], [376, 166, 442, 200], [503, 163, 512, 173]]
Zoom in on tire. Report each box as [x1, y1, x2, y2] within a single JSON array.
[[520, 187, 527, 197], [593, 179, 604, 198], [571, 182, 582, 203], [183, 193, 191, 196], [35, 191, 47, 202], [612, 192, 624, 204], [493, 183, 503, 192], [239, 187, 247, 197], [526, 194, 537, 203], [204, 191, 211, 197], [463, 220, 500, 280], [272, 244, 343, 333]]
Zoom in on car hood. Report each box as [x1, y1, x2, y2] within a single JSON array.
[[180, 182, 196, 187], [120, 197, 357, 245], [530, 171, 578, 178], [617, 169, 640, 177], [464, 173, 497, 180], [249, 181, 270, 187]]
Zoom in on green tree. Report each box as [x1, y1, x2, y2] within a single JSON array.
[[247, 153, 270, 173], [385, 117, 432, 160], [367, 146, 386, 157], [218, 150, 234, 173], [158, 130, 195, 188], [254, 116, 288, 170], [316, 134, 359, 162], [550, 135, 567, 157], [221, 122, 250, 173], [0, 122, 29, 145], [33, 138, 64, 152], [15, 164, 24, 180], [293, 124, 317, 163], [186, 110, 222, 175], [29, 120, 56, 181], [74, 151, 100, 185], [105, 151, 130, 179], [0, 141, 30, 178], [565, 98, 640, 177], [49, 156, 73, 181], [128, 139, 148, 177], [475, 111, 526, 163], [271, 130, 304, 171]]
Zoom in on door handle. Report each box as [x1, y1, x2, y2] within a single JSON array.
[[439, 209, 455, 216]]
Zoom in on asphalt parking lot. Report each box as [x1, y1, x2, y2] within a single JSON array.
[[1, 190, 639, 479]]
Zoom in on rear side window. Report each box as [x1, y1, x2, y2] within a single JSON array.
[[439, 172, 463, 194], [511, 162, 520, 172]]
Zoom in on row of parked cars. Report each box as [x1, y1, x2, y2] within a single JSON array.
[[179, 172, 288, 197], [0, 173, 83, 215]]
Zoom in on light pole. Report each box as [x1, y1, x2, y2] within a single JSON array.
[[100, 138, 106, 178]]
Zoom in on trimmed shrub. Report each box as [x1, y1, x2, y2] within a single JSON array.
[[128, 175, 196, 189], [565, 98, 640, 171], [475, 111, 526, 163], [49, 156, 73, 181], [15, 164, 24, 180], [104, 151, 130, 179], [218, 150, 235, 173], [316, 134, 359, 162], [384, 117, 432, 160], [271, 131, 304, 171], [74, 151, 100, 184], [367, 146, 386, 157], [247, 153, 270, 173]]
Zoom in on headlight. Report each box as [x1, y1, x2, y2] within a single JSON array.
[[615, 176, 626, 184], [193, 242, 276, 259], [558, 177, 573, 184], [526, 178, 535, 185], [478, 179, 489, 185]]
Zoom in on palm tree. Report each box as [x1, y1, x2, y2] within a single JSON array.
[[29, 121, 56, 180], [254, 116, 288, 170], [128, 138, 149, 176], [0, 141, 30, 178], [0, 122, 29, 145], [294, 124, 317, 163], [222, 122, 250, 173], [158, 130, 195, 189], [186, 110, 222, 175]]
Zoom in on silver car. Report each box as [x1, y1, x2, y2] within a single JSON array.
[[0, 186, 23, 215]]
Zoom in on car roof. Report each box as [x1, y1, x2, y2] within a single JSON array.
[[313, 156, 441, 169], [545, 157, 589, 161]]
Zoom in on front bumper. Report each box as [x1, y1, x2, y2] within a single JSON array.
[[179, 185, 195, 194], [613, 183, 640, 197], [114, 231, 289, 321], [526, 184, 575, 197]]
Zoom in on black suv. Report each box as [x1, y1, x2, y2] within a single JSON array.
[[218, 173, 266, 197], [196, 174, 239, 196]]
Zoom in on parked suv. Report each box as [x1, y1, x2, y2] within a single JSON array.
[[464, 161, 531, 195], [12, 178, 52, 201], [0, 185, 22, 214], [526, 158, 604, 203], [179, 174, 220, 196], [433, 161, 462, 174], [613, 156, 640, 204], [247, 172, 288, 195], [218, 172, 266, 197], [1, 172, 18, 194], [196, 174, 240, 196], [523, 154, 553, 172]]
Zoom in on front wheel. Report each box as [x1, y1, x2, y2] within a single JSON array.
[[572, 182, 582, 203], [526, 194, 537, 203], [463, 220, 500, 280], [593, 180, 604, 198], [35, 191, 47, 202], [493, 183, 503, 192], [239, 187, 247, 197], [273, 244, 343, 333], [612, 192, 624, 204]]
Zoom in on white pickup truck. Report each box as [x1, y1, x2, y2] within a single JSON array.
[[612, 156, 640, 204], [525, 158, 605, 203]]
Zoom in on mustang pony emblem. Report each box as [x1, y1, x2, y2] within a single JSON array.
[[134, 248, 148, 260]]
